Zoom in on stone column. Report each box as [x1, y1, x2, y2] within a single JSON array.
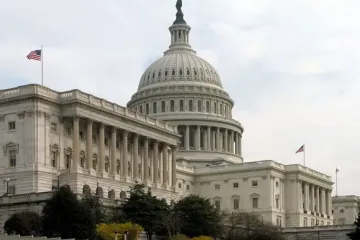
[[224, 129, 228, 152], [239, 134, 242, 156], [171, 146, 177, 188], [321, 188, 326, 215], [230, 131, 234, 154], [133, 134, 139, 179], [111, 127, 117, 175], [236, 133, 240, 155], [163, 144, 168, 185], [185, 125, 190, 150], [99, 123, 105, 173], [207, 126, 211, 151], [143, 138, 149, 182], [316, 186, 320, 213], [196, 126, 201, 150], [327, 190, 332, 216], [153, 141, 159, 184], [212, 130, 216, 150], [216, 128, 220, 151], [304, 183, 309, 211], [122, 131, 128, 177], [234, 133, 238, 154], [73, 117, 80, 169], [310, 185, 315, 212], [86, 119, 93, 170]]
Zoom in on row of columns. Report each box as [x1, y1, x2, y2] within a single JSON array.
[[301, 182, 332, 216], [181, 125, 242, 155], [72, 117, 177, 187]]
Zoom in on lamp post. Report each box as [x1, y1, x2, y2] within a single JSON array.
[[5, 178, 10, 195], [57, 171, 61, 189]]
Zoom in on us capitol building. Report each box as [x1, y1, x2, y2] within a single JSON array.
[[0, 0, 335, 231]]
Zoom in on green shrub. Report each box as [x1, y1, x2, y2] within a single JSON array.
[[96, 222, 143, 240]]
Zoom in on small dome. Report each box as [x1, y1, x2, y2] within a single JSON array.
[[138, 52, 223, 91]]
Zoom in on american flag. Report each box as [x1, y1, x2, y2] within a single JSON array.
[[26, 50, 41, 61], [295, 144, 304, 153]]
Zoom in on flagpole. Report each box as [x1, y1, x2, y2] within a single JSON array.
[[336, 169, 338, 196], [41, 45, 44, 86], [303, 144, 306, 166]]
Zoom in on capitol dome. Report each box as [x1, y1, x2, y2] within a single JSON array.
[[128, 0, 243, 166]]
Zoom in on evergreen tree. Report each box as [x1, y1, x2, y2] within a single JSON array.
[[173, 195, 222, 238], [120, 184, 169, 240], [4, 212, 42, 236], [348, 212, 360, 240], [42, 186, 96, 240]]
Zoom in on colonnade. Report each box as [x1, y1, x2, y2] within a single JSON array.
[[300, 181, 332, 217], [71, 117, 177, 187], [178, 125, 242, 155]]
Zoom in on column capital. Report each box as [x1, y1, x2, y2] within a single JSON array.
[[73, 116, 80, 122], [87, 118, 93, 124], [133, 133, 139, 140], [122, 130, 128, 136], [171, 145, 178, 151], [111, 126, 117, 133]]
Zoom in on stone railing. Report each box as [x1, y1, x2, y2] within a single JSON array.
[[285, 165, 332, 181], [176, 164, 195, 173], [0, 84, 178, 134]]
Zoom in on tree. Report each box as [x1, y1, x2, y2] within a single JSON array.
[[4, 211, 42, 236], [221, 211, 284, 240], [174, 195, 222, 238], [81, 193, 107, 224], [348, 212, 360, 240], [120, 184, 169, 240], [42, 186, 96, 240]]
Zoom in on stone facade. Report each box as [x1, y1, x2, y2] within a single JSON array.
[[0, 0, 335, 232], [332, 195, 360, 225]]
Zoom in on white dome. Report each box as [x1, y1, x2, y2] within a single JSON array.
[[138, 51, 223, 91]]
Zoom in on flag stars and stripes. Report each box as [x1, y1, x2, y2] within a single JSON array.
[[26, 50, 41, 61]]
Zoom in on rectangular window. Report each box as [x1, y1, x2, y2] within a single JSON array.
[[252, 181, 258, 187], [8, 186, 16, 195], [92, 135, 97, 144], [214, 184, 220, 190], [276, 198, 279, 209], [66, 155, 71, 169], [105, 138, 109, 146], [66, 128, 72, 136], [303, 217, 308, 227], [9, 150, 16, 167], [311, 219, 315, 226], [252, 198, 258, 208], [233, 199, 239, 210], [186, 185, 190, 191], [178, 183, 182, 188], [79, 131, 85, 140], [51, 151, 56, 167], [340, 209, 344, 213], [51, 123, 58, 132], [215, 200, 220, 209], [233, 182, 239, 188], [8, 121, 16, 130]]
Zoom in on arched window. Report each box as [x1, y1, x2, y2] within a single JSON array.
[[206, 101, 210, 113], [146, 103, 149, 115], [161, 101, 166, 112], [180, 100, 184, 111], [197, 100, 202, 112], [170, 100, 175, 112], [140, 105, 143, 114], [189, 100, 193, 112], [153, 102, 157, 114], [214, 102, 217, 114]]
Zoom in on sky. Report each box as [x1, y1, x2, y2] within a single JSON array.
[[1, 0, 360, 196]]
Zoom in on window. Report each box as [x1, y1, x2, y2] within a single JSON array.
[[105, 138, 109, 146], [66, 155, 71, 169], [79, 131, 85, 140], [51, 123, 58, 132], [140, 105, 143, 113], [8, 186, 16, 195], [215, 200, 220, 209], [214, 184, 220, 190], [66, 127, 72, 136], [276, 198, 279, 209], [9, 150, 16, 167], [233, 199, 239, 209], [51, 151, 56, 167], [92, 135, 97, 144], [180, 100, 184, 111], [146, 103, 149, 115], [186, 185, 190, 191], [172, 69, 176, 76], [8, 121, 16, 130], [189, 100, 193, 111], [187, 68, 190, 76], [80, 156, 85, 168], [178, 183, 182, 188], [252, 197, 259, 208], [303, 217, 308, 227], [252, 181, 258, 187], [105, 158, 110, 173], [276, 217, 282, 227], [153, 102, 157, 113], [206, 101, 210, 113], [170, 100, 175, 112], [311, 219, 315, 226], [340, 209, 344, 213], [276, 181, 279, 187], [197, 100, 202, 112], [117, 160, 121, 174], [233, 182, 239, 188], [220, 104, 223, 115], [214, 103, 217, 114], [165, 70, 168, 77], [161, 101, 166, 112]]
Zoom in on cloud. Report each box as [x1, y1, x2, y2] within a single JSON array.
[[1, 0, 360, 196]]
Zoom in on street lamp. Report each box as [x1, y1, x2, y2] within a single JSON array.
[[57, 171, 61, 189], [5, 178, 10, 195]]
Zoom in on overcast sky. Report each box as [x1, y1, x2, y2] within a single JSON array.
[[1, 0, 360, 196]]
